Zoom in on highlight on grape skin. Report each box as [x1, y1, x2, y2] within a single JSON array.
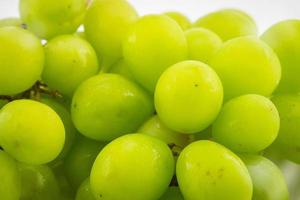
[[1, 0, 300, 199]]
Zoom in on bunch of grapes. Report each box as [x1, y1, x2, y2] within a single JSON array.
[[0, 0, 299, 199]]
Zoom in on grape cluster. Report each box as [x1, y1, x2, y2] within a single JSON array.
[[0, 0, 299, 200]]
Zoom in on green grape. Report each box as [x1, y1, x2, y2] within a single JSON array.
[[19, 0, 87, 39], [271, 94, 300, 163], [138, 115, 190, 148], [0, 27, 44, 95], [84, 0, 138, 71], [41, 97, 77, 161], [164, 12, 191, 30], [0, 100, 65, 164], [159, 187, 184, 200], [109, 59, 135, 81], [176, 140, 252, 200], [210, 36, 281, 101], [90, 134, 174, 200], [18, 163, 61, 200], [74, 31, 86, 39], [261, 20, 300, 94], [64, 136, 105, 189], [155, 60, 223, 133], [43, 35, 99, 97], [212, 94, 280, 153], [185, 27, 222, 63], [76, 178, 96, 200], [0, 17, 23, 28], [0, 150, 21, 200], [194, 9, 258, 41], [240, 155, 289, 200], [71, 74, 154, 141], [123, 14, 188, 92]]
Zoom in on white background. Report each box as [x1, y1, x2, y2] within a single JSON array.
[[1, 0, 300, 33]]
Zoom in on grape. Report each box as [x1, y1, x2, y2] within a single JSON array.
[[212, 94, 280, 153], [185, 27, 222, 63], [194, 9, 258, 41], [0, 27, 44, 95], [176, 140, 252, 200], [76, 178, 96, 200], [71, 74, 154, 141], [64, 135, 105, 189], [0, 100, 65, 164], [271, 94, 300, 163], [0, 17, 23, 28], [138, 115, 190, 148], [84, 0, 138, 71], [90, 134, 174, 200], [123, 14, 188, 92], [74, 31, 85, 39], [109, 59, 135, 81], [261, 20, 300, 94], [43, 35, 99, 97], [155, 60, 223, 133], [0, 99, 8, 109], [164, 12, 191, 30], [18, 163, 61, 200], [19, 0, 87, 39], [240, 155, 289, 200], [210, 36, 281, 101], [0, 150, 21, 200], [159, 187, 184, 200], [41, 97, 77, 161]]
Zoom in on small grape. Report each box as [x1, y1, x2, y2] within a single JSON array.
[[164, 12, 191, 30], [0, 100, 65, 164], [19, 0, 87, 39], [109, 59, 135, 81], [90, 134, 174, 200], [176, 140, 252, 200], [210, 36, 281, 101], [240, 155, 289, 200], [123, 14, 188, 92], [194, 9, 258, 41], [155, 60, 223, 133], [76, 178, 96, 200], [43, 35, 99, 97], [71, 74, 154, 141], [0, 17, 23, 28], [159, 187, 184, 200], [185, 27, 222, 63], [0, 27, 44, 95], [212, 94, 280, 153]]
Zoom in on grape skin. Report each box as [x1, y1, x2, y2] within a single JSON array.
[[76, 178, 96, 200], [164, 12, 191, 30]]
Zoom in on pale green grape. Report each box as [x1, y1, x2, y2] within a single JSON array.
[[84, 0, 138, 71], [19, 0, 87, 39], [0, 27, 44, 95], [185, 27, 222, 63], [64, 136, 105, 189], [155, 60, 223, 133], [212, 94, 280, 153], [0, 150, 21, 200], [176, 140, 252, 200], [261, 20, 300, 94], [0, 17, 23, 28], [240, 155, 289, 200], [164, 12, 191, 30], [76, 178, 96, 200], [138, 115, 190, 148], [41, 97, 77, 161], [71, 74, 154, 141], [159, 187, 183, 200], [109, 59, 135, 81], [43, 35, 99, 97], [18, 163, 61, 200], [210, 36, 281, 101], [90, 134, 174, 200], [0, 100, 65, 164], [271, 94, 300, 163], [194, 9, 257, 41], [123, 14, 188, 92]]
